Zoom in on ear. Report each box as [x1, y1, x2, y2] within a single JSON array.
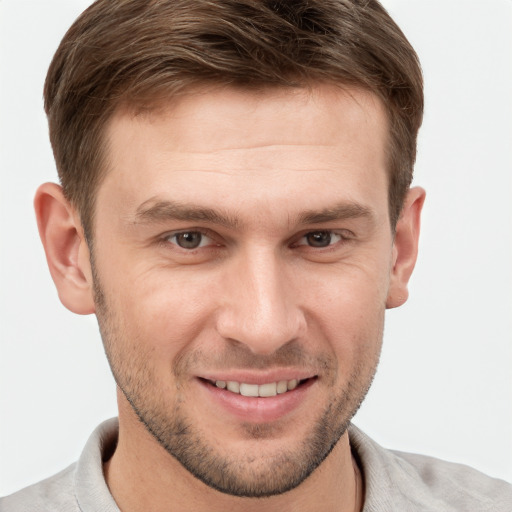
[[386, 187, 426, 309], [34, 183, 95, 315]]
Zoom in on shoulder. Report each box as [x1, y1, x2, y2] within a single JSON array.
[[0, 418, 120, 512], [349, 424, 512, 512], [392, 449, 512, 511], [0, 464, 79, 512]]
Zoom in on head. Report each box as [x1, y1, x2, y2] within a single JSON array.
[[37, 0, 425, 500]]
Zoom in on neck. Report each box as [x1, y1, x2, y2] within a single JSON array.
[[104, 401, 363, 512]]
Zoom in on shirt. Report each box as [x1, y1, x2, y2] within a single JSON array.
[[1, 418, 511, 511]]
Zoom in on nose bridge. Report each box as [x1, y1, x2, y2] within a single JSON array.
[[216, 245, 305, 354]]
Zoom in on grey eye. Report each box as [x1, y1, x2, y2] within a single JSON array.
[[173, 232, 204, 249], [305, 231, 334, 247]]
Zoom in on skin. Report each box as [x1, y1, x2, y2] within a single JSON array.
[[35, 84, 424, 512]]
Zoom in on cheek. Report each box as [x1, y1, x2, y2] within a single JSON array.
[[110, 266, 220, 360], [301, 262, 388, 360]]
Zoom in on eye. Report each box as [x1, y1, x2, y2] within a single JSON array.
[[297, 231, 343, 248], [165, 231, 212, 250]]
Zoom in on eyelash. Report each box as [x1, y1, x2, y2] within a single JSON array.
[[160, 229, 218, 251], [293, 230, 352, 249], [160, 229, 353, 252]]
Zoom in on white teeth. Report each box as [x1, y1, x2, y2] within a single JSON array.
[[277, 380, 288, 394], [226, 381, 240, 393], [215, 379, 304, 397], [240, 383, 259, 397], [258, 382, 277, 397], [287, 379, 298, 391]]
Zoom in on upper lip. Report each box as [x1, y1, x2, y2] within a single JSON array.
[[197, 370, 317, 385]]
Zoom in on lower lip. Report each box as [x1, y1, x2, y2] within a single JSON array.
[[197, 378, 316, 423]]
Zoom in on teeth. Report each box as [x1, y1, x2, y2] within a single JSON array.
[[226, 381, 240, 393], [287, 379, 298, 391], [239, 383, 259, 397], [277, 380, 288, 394], [258, 382, 277, 397], [215, 378, 304, 397]]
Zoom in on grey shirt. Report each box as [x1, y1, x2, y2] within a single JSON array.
[[1, 418, 511, 511]]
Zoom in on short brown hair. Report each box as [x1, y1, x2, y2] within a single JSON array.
[[44, 0, 423, 238]]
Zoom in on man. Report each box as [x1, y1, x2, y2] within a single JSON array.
[[1, 0, 511, 510]]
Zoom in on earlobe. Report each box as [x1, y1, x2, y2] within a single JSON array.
[[34, 183, 95, 315], [386, 187, 426, 309]]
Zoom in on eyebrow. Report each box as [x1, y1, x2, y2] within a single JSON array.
[[298, 203, 374, 225], [133, 198, 374, 229], [134, 199, 241, 229]]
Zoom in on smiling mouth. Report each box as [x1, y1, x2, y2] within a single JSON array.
[[202, 378, 314, 397]]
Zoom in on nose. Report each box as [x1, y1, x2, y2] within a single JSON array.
[[215, 246, 306, 355]]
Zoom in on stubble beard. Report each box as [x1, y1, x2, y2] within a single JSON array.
[[93, 273, 381, 498]]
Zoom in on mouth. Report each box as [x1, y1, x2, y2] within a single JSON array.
[[196, 373, 318, 422], [202, 378, 311, 397]]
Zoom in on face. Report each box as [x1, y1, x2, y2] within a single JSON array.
[[92, 85, 394, 497]]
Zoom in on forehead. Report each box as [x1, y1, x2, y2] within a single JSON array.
[[99, 84, 389, 226], [112, 84, 387, 155]]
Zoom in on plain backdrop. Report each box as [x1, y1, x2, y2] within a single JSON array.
[[1, 0, 511, 496]]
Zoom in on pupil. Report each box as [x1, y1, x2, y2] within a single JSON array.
[[177, 232, 202, 249], [307, 231, 331, 247]]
